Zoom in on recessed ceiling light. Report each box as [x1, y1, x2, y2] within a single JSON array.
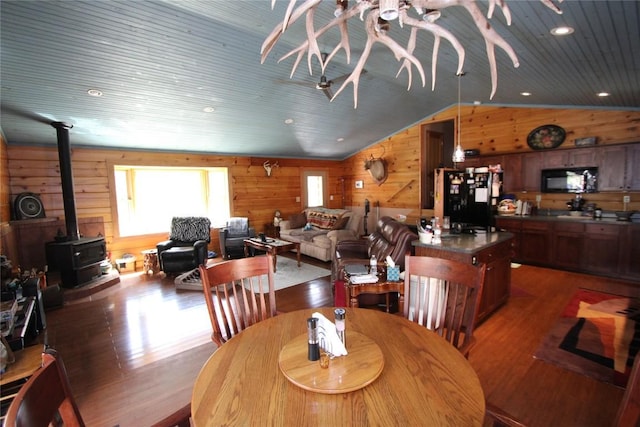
[[473, 100, 482, 105], [336, 137, 344, 142], [520, 92, 532, 97], [597, 92, 610, 97], [284, 118, 294, 125], [550, 26, 574, 36], [203, 106, 215, 113], [87, 89, 103, 97]]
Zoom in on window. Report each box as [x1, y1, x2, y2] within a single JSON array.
[[112, 165, 230, 237], [302, 170, 327, 208]]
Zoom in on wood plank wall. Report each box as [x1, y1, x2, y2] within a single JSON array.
[[1, 105, 638, 270], [2, 146, 346, 269], [344, 106, 640, 224]]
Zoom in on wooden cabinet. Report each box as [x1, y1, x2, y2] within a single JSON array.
[[582, 223, 622, 275], [494, 217, 521, 258], [598, 144, 640, 191], [461, 157, 482, 168], [474, 239, 513, 324], [521, 153, 542, 191], [496, 217, 638, 283], [543, 148, 596, 168], [552, 221, 584, 270], [502, 154, 523, 193], [465, 143, 638, 192], [461, 155, 503, 169], [621, 224, 640, 278], [519, 220, 551, 265], [625, 144, 640, 191], [598, 146, 628, 191]]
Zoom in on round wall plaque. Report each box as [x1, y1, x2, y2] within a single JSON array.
[[527, 124, 566, 150]]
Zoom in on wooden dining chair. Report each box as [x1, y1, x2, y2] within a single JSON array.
[[403, 255, 486, 357], [5, 347, 191, 427], [199, 254, 277, 346], [4, 347, 85, 427], [615, 349, 640, 427]]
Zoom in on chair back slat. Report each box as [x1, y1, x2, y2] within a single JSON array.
[[403, 256, 486, 357], [200, 255, 276, 346]]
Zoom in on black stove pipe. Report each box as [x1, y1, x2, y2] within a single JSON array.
[[51, 121, 80, 241]]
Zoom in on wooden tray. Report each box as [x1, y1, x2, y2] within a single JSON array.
[[278, 331, 384, 394]]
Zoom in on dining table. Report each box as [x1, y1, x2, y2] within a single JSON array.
[[191, 307, 486, 426]]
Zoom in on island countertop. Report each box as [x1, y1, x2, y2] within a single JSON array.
[[412, 231, 515, 254], [411, 231, 515, 324]]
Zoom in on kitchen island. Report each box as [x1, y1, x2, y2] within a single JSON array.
[[412, 231, 515, 325]]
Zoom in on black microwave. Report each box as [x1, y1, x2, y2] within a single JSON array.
[[541, 167, 598, 193]]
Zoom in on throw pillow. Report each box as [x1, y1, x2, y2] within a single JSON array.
[[289, 212, 307, 229], [307, 210, 341, 230], [331, 215, 350, 230]]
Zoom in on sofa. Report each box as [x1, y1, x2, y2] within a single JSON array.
[[278, 207, 362, 262]]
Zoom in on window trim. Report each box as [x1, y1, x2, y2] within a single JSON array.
[[300, 168, 329, 208], [107, 160, 232, 238]]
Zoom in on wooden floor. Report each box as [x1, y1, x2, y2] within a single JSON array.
[[38, 255, 637, 427]]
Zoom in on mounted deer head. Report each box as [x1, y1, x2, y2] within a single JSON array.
[[364, 149, 387, 186], [263, 160, 279, 177]]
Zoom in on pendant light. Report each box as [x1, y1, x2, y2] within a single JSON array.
[[453, 72, 466, 164]]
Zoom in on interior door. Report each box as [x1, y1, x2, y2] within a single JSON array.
[[421, 129, 445, 209]]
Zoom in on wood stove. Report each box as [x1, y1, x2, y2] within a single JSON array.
[[45, 122, 107, 288]]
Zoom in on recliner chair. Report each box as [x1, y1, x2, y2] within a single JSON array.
[[157, 216, 211, 274], [333, 216, 418, 309], [219, 217, 256, 259]]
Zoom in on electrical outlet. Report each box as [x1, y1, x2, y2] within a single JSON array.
[[535, 195, 542, 203], [623, 195, 630, 203], [296, 196, 300, 203]]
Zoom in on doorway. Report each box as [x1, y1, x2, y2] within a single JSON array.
[[421, 120, 454, 209]]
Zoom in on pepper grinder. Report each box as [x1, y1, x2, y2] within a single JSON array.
[[334, 308, 346, 347], [307, 317, 320, 361]]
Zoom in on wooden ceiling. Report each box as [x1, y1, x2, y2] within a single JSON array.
[[1, 1, 638, 159]]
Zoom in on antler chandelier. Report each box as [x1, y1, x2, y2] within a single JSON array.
[[261, 0, 563, 108]]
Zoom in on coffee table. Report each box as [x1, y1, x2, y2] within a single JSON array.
[[243, 238, 300, 273], [344, 267, 404, 313]]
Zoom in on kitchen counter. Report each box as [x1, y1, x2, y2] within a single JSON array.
[[495, 213, 639, 225], [412, 231, 515, 324], [412, 230, 515, 253]]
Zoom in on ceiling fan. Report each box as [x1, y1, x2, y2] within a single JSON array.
[[276, 53, 365, 101]]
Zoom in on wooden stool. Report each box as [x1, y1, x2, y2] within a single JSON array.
[[141, 249, 159, 275]]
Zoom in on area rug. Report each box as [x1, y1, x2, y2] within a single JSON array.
[[533, 288, 640, 387], [175, 257, 330, 292]]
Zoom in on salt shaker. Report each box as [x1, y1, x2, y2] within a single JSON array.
[[334, 308, 346, 347], [307, 317, 320, 361]]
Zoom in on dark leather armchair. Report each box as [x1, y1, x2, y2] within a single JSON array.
[[157, 216, 211, 274], [219, 217, 256, 259], [334, 216, 418, 308]]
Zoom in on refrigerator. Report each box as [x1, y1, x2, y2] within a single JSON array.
[[434, 168, 504, 231]]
